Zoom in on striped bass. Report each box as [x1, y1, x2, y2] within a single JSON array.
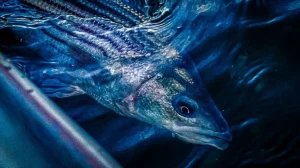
[[0, 0, 231, 150]]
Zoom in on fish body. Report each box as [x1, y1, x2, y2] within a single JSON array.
[[1, 0, 232, 150]]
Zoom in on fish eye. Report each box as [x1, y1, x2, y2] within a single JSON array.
[[179, 102, 193, 115], [172, 96, 198, 117]]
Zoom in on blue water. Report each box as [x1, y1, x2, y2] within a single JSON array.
[[1, 0, 300, 167]]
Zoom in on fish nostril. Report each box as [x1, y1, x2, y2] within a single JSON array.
[[218, 120, 230, 132], [221, 132, 232, 141], [220, 126, 226, 132]]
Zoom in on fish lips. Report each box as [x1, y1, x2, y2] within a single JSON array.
[[174, 128, 232, 150]]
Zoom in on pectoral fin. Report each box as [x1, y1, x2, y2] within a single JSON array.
[[39, 80, 85, 98], [11, 56, 85, 98]]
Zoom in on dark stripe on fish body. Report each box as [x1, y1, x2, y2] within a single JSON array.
[[49, 22, 111, 59], [41, 27, 107, 64], [64, 0, 119, 21], [65, 19, 135, 55], [52, 19, 140, 58], [41, 29, 81, 62], [48, 43, 70, 61], [22, 0, 89, 17], [40, 28, 88, 63], [22, 0, 146, 27], [92, 1, 156, 50], [54, 15, 149, 58], [70, 0, 138, 27], [105, 1, 163, 49], [133, 30, 160, 52], [21, 0, 158, 53], [40, 0, 74, 15], [92, 0, 144, 24], [42, 0, 143, 27], [113, 31, 147, 55], [70, 19, 132, 53], [21, 1, 163, 59]]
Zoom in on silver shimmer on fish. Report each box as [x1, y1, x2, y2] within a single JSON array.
[[1, 0, 232, 150]]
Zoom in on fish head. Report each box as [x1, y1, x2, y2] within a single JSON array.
[[119, 55, 232, 150]]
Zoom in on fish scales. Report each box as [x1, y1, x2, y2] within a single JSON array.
[[41, 27, 108, 62], [1, 0, 164, 59], [44, 19, 153, 61], [66, 16, 142, 54], [22, 0, 144, 27], [1, 0, 233, 150], [46, 21, 117, 59], [17, 0, 162, 62], [24, 0, 164, 46]]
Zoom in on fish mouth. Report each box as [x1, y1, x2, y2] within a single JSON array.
[[173, 126, 232, 150]]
